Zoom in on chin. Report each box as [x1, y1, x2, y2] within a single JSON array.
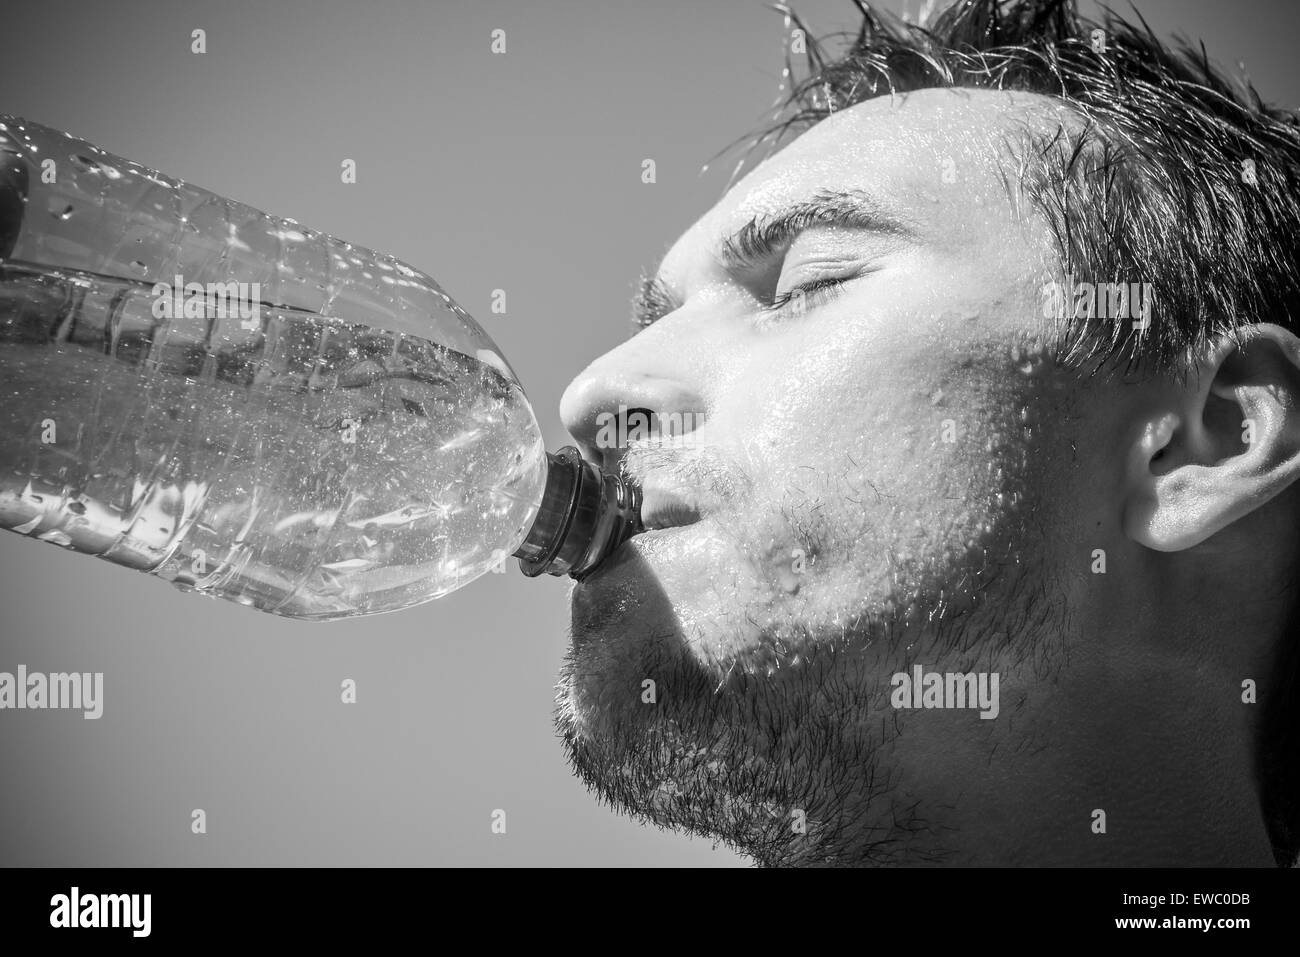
[[562, 537, 689, 737], [555, 537, 891, 863], [558, 518, 847, 747]]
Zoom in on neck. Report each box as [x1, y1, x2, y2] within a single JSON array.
[[813, 594, 1279, 866], [938, 579, 1281, 866]]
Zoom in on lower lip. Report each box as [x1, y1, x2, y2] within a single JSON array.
[[577, 521, 701, 585], [625, 521, 703, 558], [635, 522, 696, 540]]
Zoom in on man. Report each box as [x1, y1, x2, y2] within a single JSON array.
[[553, 0, 1300, 867]]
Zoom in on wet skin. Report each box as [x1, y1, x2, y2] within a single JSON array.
[[555, 88, 1292, 866]]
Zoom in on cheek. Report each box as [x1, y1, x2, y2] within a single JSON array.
[[679, 325, 1063, 658]]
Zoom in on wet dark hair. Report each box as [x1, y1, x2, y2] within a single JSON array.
[[739, 0, 1300, 866], [737, 0, 1300, 377]]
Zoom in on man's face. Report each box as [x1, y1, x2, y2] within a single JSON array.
[[555, 89, 1104, 864]]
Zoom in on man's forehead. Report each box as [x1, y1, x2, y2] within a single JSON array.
[[732, 87, 1077, 206], [660, 87, 1076, 276]]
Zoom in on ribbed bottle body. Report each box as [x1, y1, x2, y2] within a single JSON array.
[[0, 117, 547, 619]]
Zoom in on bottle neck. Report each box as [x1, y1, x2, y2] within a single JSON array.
[[512, 446, 643, 580]]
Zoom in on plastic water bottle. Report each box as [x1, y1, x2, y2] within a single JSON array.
[[0, 116, 640, 620]]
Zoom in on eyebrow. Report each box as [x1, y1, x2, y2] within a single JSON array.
[[631, 188, 910, 329]]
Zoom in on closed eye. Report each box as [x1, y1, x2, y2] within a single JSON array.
[[759, 272, 861, 325]]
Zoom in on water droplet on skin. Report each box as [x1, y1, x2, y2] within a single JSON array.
[[51, 202, 74, 220]]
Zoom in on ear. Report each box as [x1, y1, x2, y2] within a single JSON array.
[[1124, 323, 1300, 551]]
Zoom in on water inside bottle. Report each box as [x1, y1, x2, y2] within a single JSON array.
[[0, 260, 548, 619]]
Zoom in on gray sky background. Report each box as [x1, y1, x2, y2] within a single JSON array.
[[1, 0, 1297, 865]]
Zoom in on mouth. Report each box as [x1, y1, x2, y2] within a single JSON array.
[[575, 475, 722, 588], [638, 479, 709, 531]]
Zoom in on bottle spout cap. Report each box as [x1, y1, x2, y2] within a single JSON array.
[[513, 446, 642, 580]]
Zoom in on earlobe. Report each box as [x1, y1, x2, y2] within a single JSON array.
[[1123, 324, 1300, 552]]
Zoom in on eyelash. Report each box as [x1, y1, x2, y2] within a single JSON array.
[[762, 274, 851, 322]]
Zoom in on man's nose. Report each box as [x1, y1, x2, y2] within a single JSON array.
[[559, 338, 706, 469]]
